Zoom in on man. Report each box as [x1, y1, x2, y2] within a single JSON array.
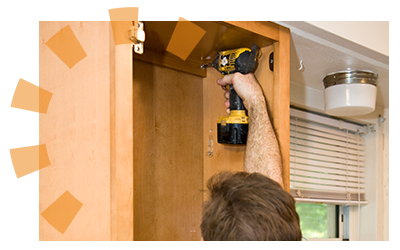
[[200, 73, 302, 241]]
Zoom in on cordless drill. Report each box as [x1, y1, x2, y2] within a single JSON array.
[[202, 43, 260, 145]]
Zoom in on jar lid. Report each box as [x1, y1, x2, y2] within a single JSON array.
[[323, 70, 378, 89]]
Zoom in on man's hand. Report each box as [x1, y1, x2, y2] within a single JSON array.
[[216, 72, 284, 187], [216, 73, 264, 112]]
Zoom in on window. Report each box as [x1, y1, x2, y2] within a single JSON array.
[[296, 203, 339, 239], [290, 108, 367, 240]]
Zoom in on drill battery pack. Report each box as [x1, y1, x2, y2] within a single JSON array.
[[217, 110, 249, 144], [217, 123, 248, 144]]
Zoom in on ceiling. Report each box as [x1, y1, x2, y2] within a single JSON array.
[[276, 21, 389, 109]]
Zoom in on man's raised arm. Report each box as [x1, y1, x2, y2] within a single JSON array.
[[216, 73, 283, 187]]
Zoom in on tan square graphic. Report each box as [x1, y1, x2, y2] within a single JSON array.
[[45, 25, 87, 69], [41, 191, 83, 234]]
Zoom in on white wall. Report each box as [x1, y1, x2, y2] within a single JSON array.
[[291, 78, 389, 239], [305, 21, 389, 56], [290, 22, 389, 240], [381, 108, 389, 241]]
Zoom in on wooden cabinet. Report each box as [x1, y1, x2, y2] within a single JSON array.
[[39, 21, 290, 241], [131, 21, 290, 241]]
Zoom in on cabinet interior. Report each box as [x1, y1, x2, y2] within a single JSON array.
[[133, 21, 276, 240]]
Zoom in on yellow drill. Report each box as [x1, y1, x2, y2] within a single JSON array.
[[202, 43, 260, 144]]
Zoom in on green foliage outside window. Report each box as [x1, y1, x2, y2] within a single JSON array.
[[296, 203, 337, 239]]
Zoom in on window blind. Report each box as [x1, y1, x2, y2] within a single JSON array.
[[290, 108, 367, 205]]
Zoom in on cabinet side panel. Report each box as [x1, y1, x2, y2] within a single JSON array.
[[274, 27, 291, 192], [154, 65, 203, 241], [133, 61, 203, 241]]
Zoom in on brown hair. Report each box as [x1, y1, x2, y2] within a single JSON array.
[[201, 171, 302, 241]]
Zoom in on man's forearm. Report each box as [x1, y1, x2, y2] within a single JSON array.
[[244, 89, 283, 187], [216, 73, 284, 187]]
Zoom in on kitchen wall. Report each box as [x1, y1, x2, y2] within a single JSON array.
[[289, 21, 389, 241], [305, 21, 389, 56]]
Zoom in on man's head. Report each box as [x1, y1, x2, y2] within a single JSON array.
[[201, 171, 302, 241]]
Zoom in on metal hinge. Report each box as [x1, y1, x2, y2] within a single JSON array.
[[129, 21, 145, 54]]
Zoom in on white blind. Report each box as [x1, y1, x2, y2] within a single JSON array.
[[290, 108, 367, 205]]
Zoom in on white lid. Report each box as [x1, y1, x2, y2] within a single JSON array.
[[324, 83, 377, 116]]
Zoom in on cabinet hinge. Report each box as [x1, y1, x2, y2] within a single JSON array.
[[129, 21, 145, 54]]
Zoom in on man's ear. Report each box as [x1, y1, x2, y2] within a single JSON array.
[[201, 237, 204, 241]]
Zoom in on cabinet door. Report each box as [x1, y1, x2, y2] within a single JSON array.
[[39, 21, 114, 240], [39, 21, 134, 241]]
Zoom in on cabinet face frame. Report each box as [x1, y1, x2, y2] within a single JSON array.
[[39, 21, 289, 241]]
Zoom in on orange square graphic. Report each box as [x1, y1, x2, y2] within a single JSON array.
[[109, 7, 138, 45], [166, 17, 206, 61], [45, 25, 87, 69], [110, 21, 133, 45], [41, 191, 83, 234], [10, 144, 51, 178], [11, 79, 52, 114], [109, 7, 138, 21]]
